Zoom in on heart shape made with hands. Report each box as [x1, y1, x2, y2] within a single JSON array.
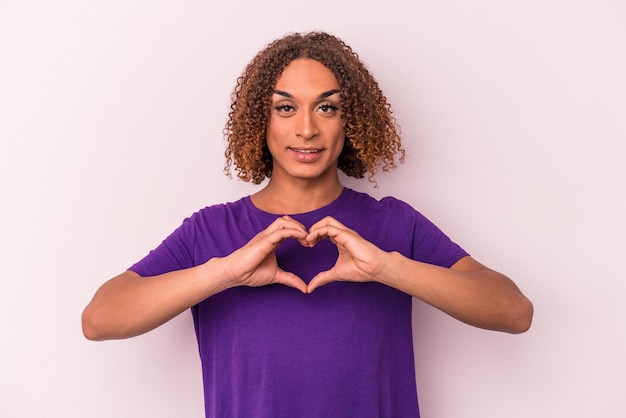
[[259, 215, 384, 294]]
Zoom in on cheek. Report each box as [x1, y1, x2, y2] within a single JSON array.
[[330, 134, 346, 157], [265, 122, 283, 150], [266, 117, 289, 138], [333, 125, 346, 149]]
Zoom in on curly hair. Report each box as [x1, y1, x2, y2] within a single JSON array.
[[224, 31, 404, 184]]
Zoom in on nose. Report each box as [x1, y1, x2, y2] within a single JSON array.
[[295, 111, 319, 140]]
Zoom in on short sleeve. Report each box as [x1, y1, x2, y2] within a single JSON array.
[[128, 216, 197, 277], [399, 200, 469, 268]]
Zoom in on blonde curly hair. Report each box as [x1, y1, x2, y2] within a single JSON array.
[[224, 31, 404, 184]]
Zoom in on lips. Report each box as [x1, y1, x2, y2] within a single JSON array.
[[291, 148, 321, 154], [289, 147, 324, 162]]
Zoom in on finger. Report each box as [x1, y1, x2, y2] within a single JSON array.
[[305, 223, 345, 246], [307, 216, 357, 244], [306, 269, 339, 293], [270, 216, 315, 247], [264, 224, 308, 244], [266, 216, 308, 242], [274, 270, 308, 293], [271, 215, 307, 232], [308, 216, 344, 233]]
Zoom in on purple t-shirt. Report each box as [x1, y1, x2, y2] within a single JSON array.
[[130, 188, 468, 417]]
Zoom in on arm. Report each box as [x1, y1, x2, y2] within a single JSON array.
[[305, 217, 533, 334], [82, 216, 309, 341], [81, 263, 227, 341], [376, 254, 533, 333]]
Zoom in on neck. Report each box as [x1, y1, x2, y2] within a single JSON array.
[[251, 175, 344, 215]]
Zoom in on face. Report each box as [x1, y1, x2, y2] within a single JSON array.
[[266, 58, 345, 184]]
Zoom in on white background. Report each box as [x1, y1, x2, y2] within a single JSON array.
[[1, 1, 625, 417]]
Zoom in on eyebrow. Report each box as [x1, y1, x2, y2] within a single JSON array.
[[273, 89, 341, 99]]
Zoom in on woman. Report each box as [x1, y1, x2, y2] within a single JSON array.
[[82, 31, 533, 417]]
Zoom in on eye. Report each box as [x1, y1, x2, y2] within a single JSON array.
[[274, 104, 295, 113], [318, 103, 339, 114]]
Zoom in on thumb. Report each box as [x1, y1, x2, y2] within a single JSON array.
[[274, 269, 308, 293], [306, 269, 338, 294]]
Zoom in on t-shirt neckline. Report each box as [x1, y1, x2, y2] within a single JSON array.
[[242, 187, 351, 219]]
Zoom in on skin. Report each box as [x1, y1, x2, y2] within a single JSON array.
[[251, 59, 345, 214], [82, 58, 533, 341]]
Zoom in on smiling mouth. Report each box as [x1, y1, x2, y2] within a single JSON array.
[[290, 148, 322, 154], [289, 147, 325, 162]]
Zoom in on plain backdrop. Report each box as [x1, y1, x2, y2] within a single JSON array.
[[1, 1, 625, 417]]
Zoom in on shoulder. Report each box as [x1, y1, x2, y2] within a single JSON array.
[[338, 189, 427, 239], [341, 189, 451, 243], [184, 196, 275, 243], [170, 197, 252, 238], [342, 189, 467, 265], [188, 196, 251, 223], [342, 188, 421, 220]]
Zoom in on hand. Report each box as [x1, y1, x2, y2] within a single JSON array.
[[305, 216, 389, 293], [223, 216, 309, 293]]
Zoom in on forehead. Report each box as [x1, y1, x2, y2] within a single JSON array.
[[274, 59, 340, 91]]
